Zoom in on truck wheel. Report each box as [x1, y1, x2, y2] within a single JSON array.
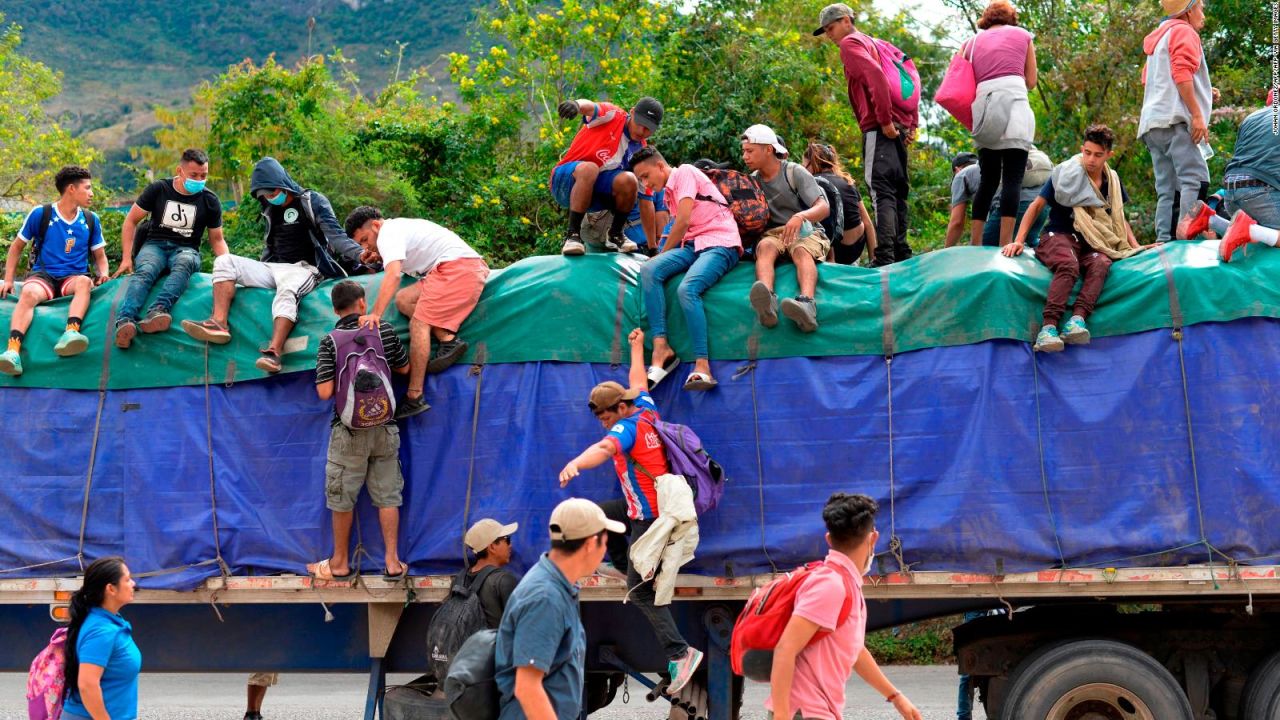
[[997, 639, 1193, 720], [1242, 651, 1280, 719]]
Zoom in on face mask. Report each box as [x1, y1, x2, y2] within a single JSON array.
[[267, 191, 288, 206], [182, 178, 206, 194], [863, 549, 875, 576]]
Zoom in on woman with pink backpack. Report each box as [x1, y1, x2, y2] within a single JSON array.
[[28, 557, 140, 720]]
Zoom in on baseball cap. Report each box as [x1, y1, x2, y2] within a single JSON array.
[[464, 518, 519, 553], [812, 3, 855, 35], [951, 152, 979, 170], [632, 97, 665, 132], [1023, 149, 1053, 189], [549, 498, 626, 542], [742, 124, 789, 157], [693, 159, 733, 172], [1160, 0, 1197, 18], [588, 381, 640, 413]]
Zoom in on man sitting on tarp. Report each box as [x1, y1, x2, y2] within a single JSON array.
[[1002, 124, 1157, 352], [558, 328, 705, 696], [551, 96, 664, 256], [0, 166, 110, 377], [741, 124, 831, 334], [1180, 89, 1280, 261], [181, 157, 368, 374]]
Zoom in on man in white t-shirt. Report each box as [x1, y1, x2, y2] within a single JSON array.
[[344, 207, 489, 419]]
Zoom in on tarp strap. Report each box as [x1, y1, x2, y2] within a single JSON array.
[[1031, 351, 1068, 568], [884, 355, 908, 575], [736, 357, 777, 575], [462, 343, 488, 565], [203, 344, 231, 579], [1156, 245, 1185, 331], [610, 275, 626, 367], [880, 265, 896, 359], [76, 280, 128, 570]]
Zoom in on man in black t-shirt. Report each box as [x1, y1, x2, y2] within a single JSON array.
[[181, 157, 367, 374], [462, 518, 521, 629], [113, 148, 227, 350]]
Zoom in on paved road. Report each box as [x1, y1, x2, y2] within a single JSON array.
[[0, 665, 984, 719]]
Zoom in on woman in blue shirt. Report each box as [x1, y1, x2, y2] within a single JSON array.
[[63, 557, 141, 720]]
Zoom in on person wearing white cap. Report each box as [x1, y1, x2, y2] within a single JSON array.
[[463, 518, 521, 629], [740, 124, 831, 333], [495, 499, 621, 720], [1139, 0, 1215, 243]]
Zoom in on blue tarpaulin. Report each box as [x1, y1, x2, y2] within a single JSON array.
[[1, 319, 1275, 590]]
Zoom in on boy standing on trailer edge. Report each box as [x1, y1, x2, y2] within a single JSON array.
[[767, 493, 921, 720]]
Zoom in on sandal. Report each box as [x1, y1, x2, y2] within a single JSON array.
[[307, 558, 355, 582], [683, 372, 718, 392], [647, 355, 681, 389], [382, 563, 408, 582]]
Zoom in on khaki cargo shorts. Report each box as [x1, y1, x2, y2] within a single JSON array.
[[325, 424, 403, 512], [247, 672, 279, 687], [755, 225, 830, 262]]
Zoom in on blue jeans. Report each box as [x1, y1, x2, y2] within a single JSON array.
[[1227, 184, 1280, 228], [983, 197, 1047, 248], [117, 240, 202, 322], [640, 245, 739, 360], [550, 161, 629, 212]]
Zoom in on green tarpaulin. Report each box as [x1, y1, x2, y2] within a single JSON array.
[[2, 241, 1277, 390]]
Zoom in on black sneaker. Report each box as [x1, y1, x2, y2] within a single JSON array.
[[427, 338, 469, 374], [395, 394, 431, 420]]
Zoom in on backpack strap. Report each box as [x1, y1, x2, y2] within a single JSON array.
[[629, 410, 665, 483], [84, 212, 98, 273], [29, 204, 53, 269]]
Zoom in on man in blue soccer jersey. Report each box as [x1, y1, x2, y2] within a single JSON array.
[[0, 166, 110, 376]]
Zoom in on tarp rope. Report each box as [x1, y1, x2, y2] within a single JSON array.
[[735, 335, 777, 575], [1030, 352, 1068, 569], [461, 343, 488, 566], [76, 281, 128, 571], [203, 344, 231, 579], [880, 268, 909, 575]]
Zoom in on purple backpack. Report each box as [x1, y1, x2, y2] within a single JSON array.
[[330, 326, 395, 429], [636, 413, 727, 515], [26, 627, 66, 720]]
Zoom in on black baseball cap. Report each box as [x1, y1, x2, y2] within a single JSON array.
[[632, 97, 664, 132], [951, 152, 979, 170]]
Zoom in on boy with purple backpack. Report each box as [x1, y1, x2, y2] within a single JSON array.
[[306, 280, 410, 582], [558, 327, 709, 696]]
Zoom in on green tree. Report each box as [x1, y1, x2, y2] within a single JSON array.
[[0, 15, 96, 202]]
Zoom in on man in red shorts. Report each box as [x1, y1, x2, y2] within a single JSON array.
[[344, 206, 489, 419]]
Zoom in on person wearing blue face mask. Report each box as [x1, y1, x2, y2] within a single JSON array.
[[113, 148, 227, 350], [181, 157, 370, 374]]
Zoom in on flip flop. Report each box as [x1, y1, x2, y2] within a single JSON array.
[[647, 356, 681, 389], [382, 564, 408, 582], [307, 558, 355, 582], [683, 372, 718, 392]]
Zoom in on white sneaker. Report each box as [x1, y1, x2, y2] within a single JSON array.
[[619, 239, 639, 253], [562, 236, 585, 256], [594, 562, 627, 580]]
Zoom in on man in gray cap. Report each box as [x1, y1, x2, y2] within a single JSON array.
[[552, 97, 664, 255], [495, 499, 622, 720], [463, 518, 522, 629], [815, 3, 917, 267]]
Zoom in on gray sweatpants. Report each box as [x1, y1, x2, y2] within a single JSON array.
[[211, 254, 322, 322], [1142, 124, 1209, 242]]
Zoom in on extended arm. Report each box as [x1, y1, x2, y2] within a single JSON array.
[[362, 259, 403, 327], [853, 648, 922, 719], [1003, 196, 1047, 256], [945, 203, 969, 247], [113, 204, 150, 277], [663, 197, 694, 252], [0, 237, 26, 296]]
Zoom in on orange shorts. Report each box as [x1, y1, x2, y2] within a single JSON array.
[[413, 257, 489, 333]]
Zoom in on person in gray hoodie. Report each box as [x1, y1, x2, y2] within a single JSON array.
[[181, 157, 369, 373]]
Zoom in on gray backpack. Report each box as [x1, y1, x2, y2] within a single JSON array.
[[444, 629, 500, 720], [427, 566, 498, 682]]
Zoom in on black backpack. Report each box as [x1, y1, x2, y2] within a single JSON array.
[[781, 162, 844, 242], [28, 204, 100, 273], [443, 629, 500, 720], [426, 567, 499, 682]]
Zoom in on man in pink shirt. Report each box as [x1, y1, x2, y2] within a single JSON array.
[[631, 147, 742, 392], [768, 493, 922, 720]]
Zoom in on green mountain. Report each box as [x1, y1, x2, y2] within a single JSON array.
[[3, 0, 480, 164]]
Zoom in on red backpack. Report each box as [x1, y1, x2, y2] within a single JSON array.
[[697, 168, 770, 245], [730, 560, 855, 682]]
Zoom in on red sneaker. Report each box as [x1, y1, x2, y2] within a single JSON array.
[[1177, 200, 1215, 240], [1220, 211, 1258, 263]]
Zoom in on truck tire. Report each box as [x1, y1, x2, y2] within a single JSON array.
[[996, 639, 1193, 720], [1242, 651, 1280, 719]]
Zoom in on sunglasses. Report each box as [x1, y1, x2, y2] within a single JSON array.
[[498, 536, 512, 544]]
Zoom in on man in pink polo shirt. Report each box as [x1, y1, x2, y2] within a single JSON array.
[[767, 493, 921, 720]]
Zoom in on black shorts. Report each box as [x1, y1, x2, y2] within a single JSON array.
[[24, 271, 87, 299]]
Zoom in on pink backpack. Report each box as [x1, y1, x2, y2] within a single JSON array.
[[866, 35, 921, 118], [26, 627, 67, 720]]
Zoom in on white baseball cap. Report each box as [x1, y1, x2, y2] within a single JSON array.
[[549, 498, 625, 542], [465, 518, 519, 553], [742, 124, 789, 157]]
